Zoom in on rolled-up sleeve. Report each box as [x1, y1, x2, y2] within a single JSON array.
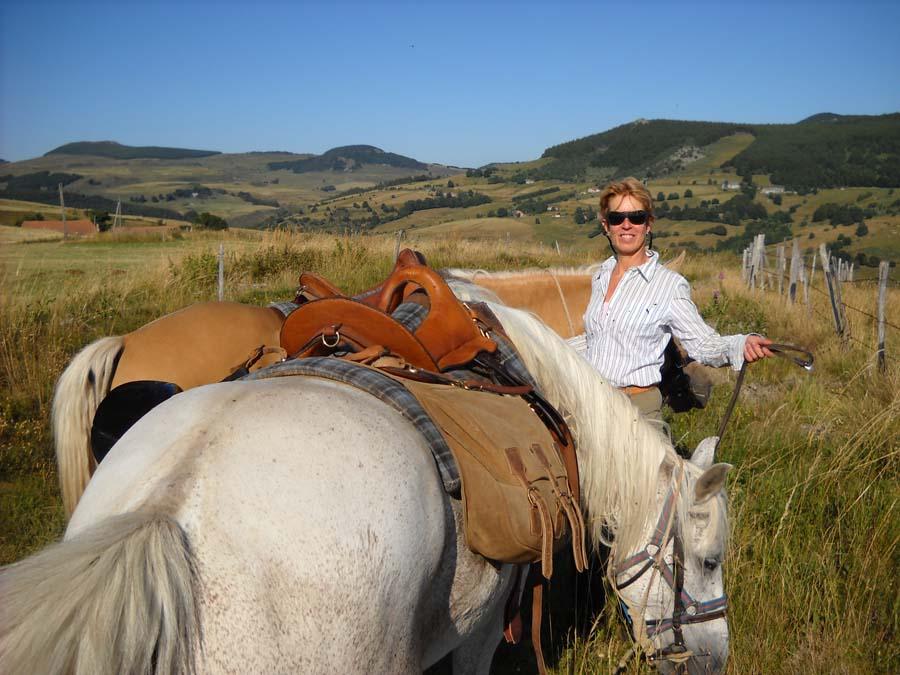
[[667, 278, 746, 370]]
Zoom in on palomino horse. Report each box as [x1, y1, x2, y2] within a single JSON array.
[[52, 255, 694, 516], [2, 287, 731, 674]]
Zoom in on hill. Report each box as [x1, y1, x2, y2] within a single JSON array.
[[531, 114, 900, 190], [45, 141, 221, 160], [268, 145, 428, 173]]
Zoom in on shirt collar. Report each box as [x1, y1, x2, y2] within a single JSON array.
[[596, 249, 660, 282]]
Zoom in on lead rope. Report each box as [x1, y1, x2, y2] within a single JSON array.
[[715, 343, 814, 452]]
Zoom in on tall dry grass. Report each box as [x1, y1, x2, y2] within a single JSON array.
[[1, 235, 897, 672]]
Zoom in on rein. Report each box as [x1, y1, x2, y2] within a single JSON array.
[[611, 462, 727, 674], [715, 343, 814, 450]]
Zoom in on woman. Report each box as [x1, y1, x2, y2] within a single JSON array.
[[584, 177, 773, 425]]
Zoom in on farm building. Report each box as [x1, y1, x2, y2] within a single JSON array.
[[21, 219, 96, 235]]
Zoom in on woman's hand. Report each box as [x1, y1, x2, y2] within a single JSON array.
[[744, 335, 774, 363]]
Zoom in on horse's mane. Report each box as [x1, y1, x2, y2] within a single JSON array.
[[444, 265, 598, 282], [447, 276, 726, 564]]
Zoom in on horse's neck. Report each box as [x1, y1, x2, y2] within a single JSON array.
[[474, 272, 592, 337], [479, 298, 676, 557]]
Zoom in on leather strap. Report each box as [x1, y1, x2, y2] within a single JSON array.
[[531, 574, 547, 675]]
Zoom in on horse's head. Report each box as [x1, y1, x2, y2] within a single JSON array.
[[613, 437, 730, 674]]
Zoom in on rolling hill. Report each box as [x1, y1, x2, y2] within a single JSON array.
[[530, 114, 900, 189], [2, 113, 899, 266]]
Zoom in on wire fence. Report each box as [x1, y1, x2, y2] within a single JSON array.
[[743, 239, 896, 371]]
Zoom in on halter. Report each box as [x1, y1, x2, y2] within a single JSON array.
[[611, 462, 728, 671]]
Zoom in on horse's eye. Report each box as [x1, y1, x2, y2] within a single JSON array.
[[703, 558, 720, 572]]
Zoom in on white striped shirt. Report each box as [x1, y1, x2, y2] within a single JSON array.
[[583, 250, 747, 388]]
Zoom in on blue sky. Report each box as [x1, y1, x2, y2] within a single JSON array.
[[1, 0, 898, 166]]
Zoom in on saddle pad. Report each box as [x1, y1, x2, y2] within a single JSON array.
[[244, 357, 460, 494]]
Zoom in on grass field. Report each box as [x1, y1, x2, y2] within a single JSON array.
[[1, 230, 897, 673]]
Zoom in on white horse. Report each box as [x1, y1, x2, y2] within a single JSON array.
[[3, 290, 731, 674]]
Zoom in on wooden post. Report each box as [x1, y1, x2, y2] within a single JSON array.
[[554, 240, 561, 256], [59, 183, 67, 238], [218, 243, 225, 302], [741, 248, 749, 284], [758, 234, 768, 290], [810, 249, 817, 286], [849, 262, 854, 282], [877, 261, 889, 373], [833, 257, 848, 345], [394, 229, 404, 261], [801, 253, 810, 312], [776, 244, 785, 295], [788, 239, 800, 303], [820, 243, 844, 339]]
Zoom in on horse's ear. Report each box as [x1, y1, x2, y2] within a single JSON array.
[[690, 436, 718, 470], [663, 250, 687, 271], [694, 463, 732, 504]]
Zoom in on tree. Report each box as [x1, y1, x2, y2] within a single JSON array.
[[657, 192, 666, 202], [194, 212, 228, 230], [683, 189, 693, 198], [573, 206, 586, 224], [855, 222, 869, 237], [667, 192, 680, 200], [496, 207, 509, 218], [447, 180, 455, 188]]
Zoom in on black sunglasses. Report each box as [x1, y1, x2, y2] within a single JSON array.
[[606, 210, 649, 226]]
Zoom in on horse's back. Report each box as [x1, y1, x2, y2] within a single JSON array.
[[111, 302, 284, 390], [69, 377, 453, 672]]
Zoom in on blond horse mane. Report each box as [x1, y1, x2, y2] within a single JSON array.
[[447, 277, 725, 564]]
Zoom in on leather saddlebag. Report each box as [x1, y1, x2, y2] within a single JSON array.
[[388, 376, 587, 578]]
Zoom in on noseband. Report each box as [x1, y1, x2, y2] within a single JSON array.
[[612, 463, 727, 670]]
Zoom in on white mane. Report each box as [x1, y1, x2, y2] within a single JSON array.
[[444, 265, 598, 281], [448, 278, 726, 564]]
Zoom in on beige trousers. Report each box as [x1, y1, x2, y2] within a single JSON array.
[[628, 387, 669, 437]]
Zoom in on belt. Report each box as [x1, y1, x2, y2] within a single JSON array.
[[619, 384, 658, 397]]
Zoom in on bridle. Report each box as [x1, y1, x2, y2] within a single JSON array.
[[611, 462, 728, 673]]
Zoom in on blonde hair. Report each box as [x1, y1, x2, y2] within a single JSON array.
[[599, 177, 654, 219]]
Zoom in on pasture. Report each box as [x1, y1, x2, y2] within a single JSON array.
[[0, 230, 897, 673]]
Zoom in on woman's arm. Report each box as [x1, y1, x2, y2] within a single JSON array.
[[667, 277, 749, 369]]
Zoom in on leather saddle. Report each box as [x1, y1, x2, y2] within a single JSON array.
[[281, 249, 497, 372]]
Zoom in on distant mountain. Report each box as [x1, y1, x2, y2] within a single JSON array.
[[0, 159, 8, 164], [268, 145, 428, 173], [533, 113, 900, 189], [45, 141, 221, 160]]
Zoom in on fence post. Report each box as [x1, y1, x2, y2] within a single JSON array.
[[810, 249, 817, 286], [555, 240, 561, 256], [217, 243, 225, 302], [758, 234, 768, 290], [788, 239, 800, 303], [877, 261, 889, 373], [819, 243, 844, 340], [776, 244, 785, 295], [741, 248, 749, 283], [802, 253, 810, 313]]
